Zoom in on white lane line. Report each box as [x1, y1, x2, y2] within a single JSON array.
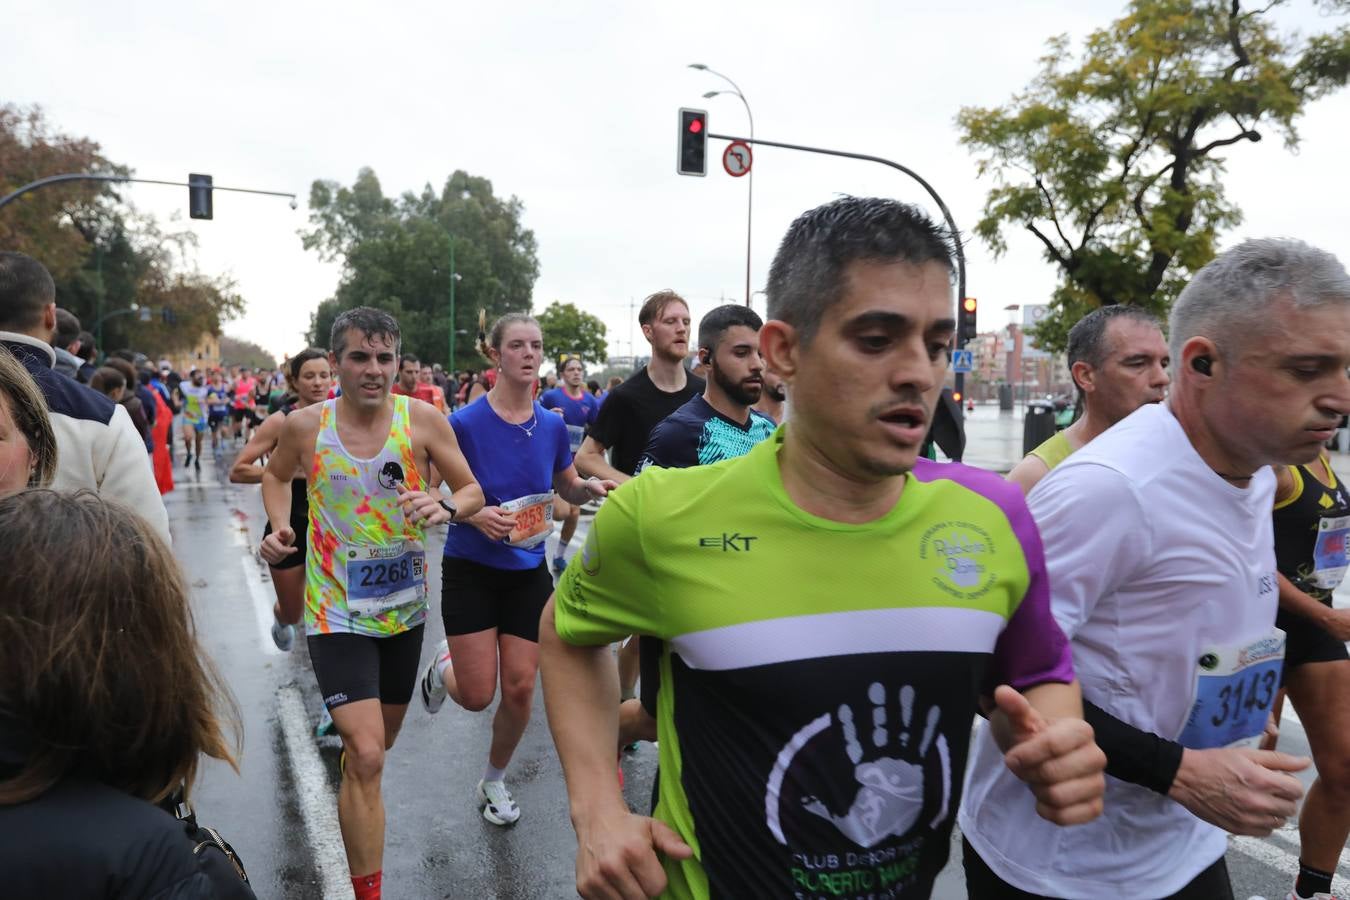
[[277, 686, 354, 900], [1264, 823, 1350, 874], [241, 556, 283, 657], [1230, 834, 1301, 876]]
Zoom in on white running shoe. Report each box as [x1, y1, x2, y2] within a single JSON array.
[[476, 778, 520, 826], [270, 619, 294, 652], [420, 640, 450, 714]]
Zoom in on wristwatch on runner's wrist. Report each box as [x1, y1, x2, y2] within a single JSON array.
[[438, 498, 458, 521]]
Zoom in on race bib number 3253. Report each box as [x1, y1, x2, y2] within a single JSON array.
[[501, 492, 554, 549]]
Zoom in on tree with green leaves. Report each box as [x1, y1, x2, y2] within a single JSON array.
[[301, 168, 540, 369], [958, 0, 1350, 351], [535, 301, 609, 374], [0, 104, 245, 357]]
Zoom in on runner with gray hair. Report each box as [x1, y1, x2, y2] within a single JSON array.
[[961, 237, 1350, 899], [1169, 237, 1350, 364]]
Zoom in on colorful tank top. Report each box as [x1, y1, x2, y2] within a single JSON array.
[[181, 384, 208, 424], [304, 395, 427, 636]]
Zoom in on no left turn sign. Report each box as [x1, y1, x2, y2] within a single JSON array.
[[723, 141, 752, 177]]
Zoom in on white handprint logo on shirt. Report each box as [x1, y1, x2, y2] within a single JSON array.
[[766, 682, 952, 850]]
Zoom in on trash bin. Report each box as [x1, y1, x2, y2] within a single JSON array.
[[998, 383, 1014, 411], [1023, 401, 1057, 456]]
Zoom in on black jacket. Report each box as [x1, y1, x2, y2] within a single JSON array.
[[0, 716, 255, 899]]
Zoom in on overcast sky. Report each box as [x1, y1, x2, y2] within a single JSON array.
[[7, 0, 1349, 364]]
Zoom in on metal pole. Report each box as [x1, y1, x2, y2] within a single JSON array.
[[706, 131, 969, 417], [697, 70, 755, 307], [95, 245, 105, 359], [448, 238, 456, 374]]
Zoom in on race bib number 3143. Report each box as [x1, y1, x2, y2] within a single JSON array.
[[1178, 630, 1285, 750]]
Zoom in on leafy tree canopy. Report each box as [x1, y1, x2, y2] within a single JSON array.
[[0, 104, 245, 357], [301, 168, 540, 372], [535, 301, 609, 374], [958, 0, 1350, 351]]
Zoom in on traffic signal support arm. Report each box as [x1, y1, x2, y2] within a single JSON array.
[[706, 130, 970, 426], [705, 131, 967, 338], [0, 173, 297, 212]]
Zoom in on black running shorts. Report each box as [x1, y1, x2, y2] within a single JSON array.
[[441, 557, 552, 642], [1278, 599, 1350, 676], [961, 837, 1233, 899], [261, 480, 309, 571], [307, 624, 425, 711]]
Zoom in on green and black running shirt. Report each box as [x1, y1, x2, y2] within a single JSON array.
[[554, 427, 1074, 899]]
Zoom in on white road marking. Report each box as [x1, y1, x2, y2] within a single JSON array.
[[277, 686, 354, 899], [1264, 822, 1350, 874], [241, 556, 283, 656]]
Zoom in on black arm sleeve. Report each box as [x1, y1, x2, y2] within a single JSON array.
[[1083, 699, 1184, 795]]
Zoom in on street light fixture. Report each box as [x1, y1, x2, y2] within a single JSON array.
[[688, 63, 755, 307]]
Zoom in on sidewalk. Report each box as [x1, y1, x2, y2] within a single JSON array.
[[953, 405, 1350, 475]]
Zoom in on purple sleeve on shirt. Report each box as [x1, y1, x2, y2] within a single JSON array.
[[912, 460, 1075, 691]]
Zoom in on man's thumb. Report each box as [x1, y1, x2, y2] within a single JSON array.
[[993, 685, 1043, 737], [650, 819, 693, 860]]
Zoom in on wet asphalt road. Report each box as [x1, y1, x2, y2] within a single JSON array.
[[172, 438, 1345, 899]]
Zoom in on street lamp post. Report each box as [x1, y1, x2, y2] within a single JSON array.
[[448, 237, 457, 373], [690, 64, 754, 307]]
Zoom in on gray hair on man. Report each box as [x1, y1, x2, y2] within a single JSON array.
[[1169, 238, 1350, 363]]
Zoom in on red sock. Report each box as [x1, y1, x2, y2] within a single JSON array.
[[351, 870, 381, 900]]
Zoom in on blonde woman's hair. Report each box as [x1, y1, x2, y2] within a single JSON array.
[[0, 346, 57, 488], [477, 309, 540, 363]]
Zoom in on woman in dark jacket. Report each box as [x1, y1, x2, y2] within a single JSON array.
[[0, 489, 254, 898]]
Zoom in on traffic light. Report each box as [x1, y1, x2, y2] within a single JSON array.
[[677, 108, 708, 176], [189, 173, 213, 220], [958, 296, 978, 345]]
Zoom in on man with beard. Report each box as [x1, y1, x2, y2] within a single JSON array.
[[575, 289, 705, 701], [637, 304, 774, 472], [619, 304, 776, 749], [1007, 305, 1170, 494], [576, 291, 704, 483], [754, 369, 787, 424]]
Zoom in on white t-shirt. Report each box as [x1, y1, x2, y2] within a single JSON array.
[[959, 402, 1279, 899]]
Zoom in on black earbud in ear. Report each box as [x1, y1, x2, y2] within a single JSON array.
[[1192, 356, 1212, 375]]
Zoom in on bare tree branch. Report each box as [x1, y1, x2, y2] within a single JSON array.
[[1225, 0, 1252, 78], [1034, 176, 1075, 254], [1024, 222, 1075, 272], [1194, 129, 1262, 157]]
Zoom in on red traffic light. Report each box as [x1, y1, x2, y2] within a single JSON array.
[[688, 118, 703, 134], [952, 391, 963, 403], [962, 297, 978, 313]]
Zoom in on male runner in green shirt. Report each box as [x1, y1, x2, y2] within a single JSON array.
[[540, 197, 1107, 900]]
